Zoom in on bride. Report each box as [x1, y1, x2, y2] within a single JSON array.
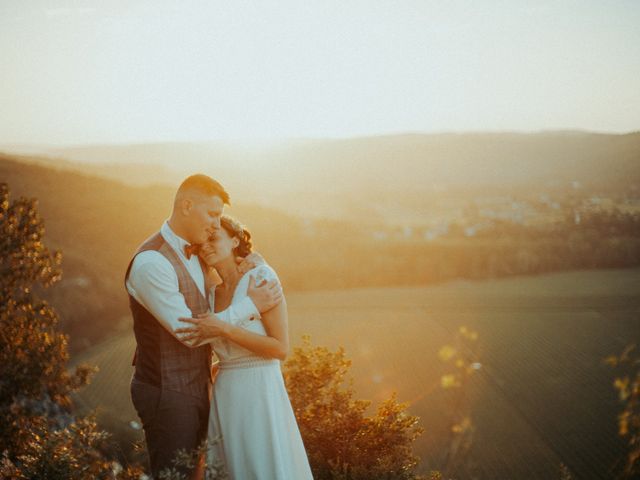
[[176, 214, 314, 480]]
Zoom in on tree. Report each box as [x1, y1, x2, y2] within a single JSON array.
[[283, 334, 426, 480], [0, 183, 142, 479]]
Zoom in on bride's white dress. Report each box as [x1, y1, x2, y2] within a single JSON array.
[[206, 263, 314, 480]]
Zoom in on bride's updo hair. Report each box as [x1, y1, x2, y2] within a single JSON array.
[[220, 214, 253, 258]]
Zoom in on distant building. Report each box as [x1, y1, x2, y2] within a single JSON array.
[[423, 222, 449, 241], [302, 218, 316, 236], [465, 226, 477, 237], [372, 230, 388, 241]]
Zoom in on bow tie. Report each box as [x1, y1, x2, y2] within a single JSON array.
[[184, 243, 201, 259]]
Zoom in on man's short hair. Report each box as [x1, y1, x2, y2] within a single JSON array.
[[177, 174, 230, 205]]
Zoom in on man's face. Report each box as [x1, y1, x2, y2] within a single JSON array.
[[187, 194, 224, 245]]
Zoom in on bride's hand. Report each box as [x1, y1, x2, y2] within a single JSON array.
[[176, 313, 230, 345]]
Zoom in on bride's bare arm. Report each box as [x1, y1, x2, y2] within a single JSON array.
[[176, 297, 289, 360]]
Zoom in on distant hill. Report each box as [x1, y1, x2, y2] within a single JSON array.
[[25, 130, 640, 188], [5, 129, 637, 221], [2, 131, 638, 349]]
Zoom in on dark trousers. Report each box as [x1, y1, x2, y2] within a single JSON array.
[[130, 378, 210, 479]]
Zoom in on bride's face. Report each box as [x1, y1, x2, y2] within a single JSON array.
[[200, 227, 239, 266]]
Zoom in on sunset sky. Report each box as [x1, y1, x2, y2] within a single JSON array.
[[1, 0, 639, 145]]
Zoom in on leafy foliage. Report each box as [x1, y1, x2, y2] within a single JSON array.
[[0, 183, 144, 479], [604, 342, 640, 478], [283, 334, 425, 479]]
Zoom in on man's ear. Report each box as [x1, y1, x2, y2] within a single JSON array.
[[181, 197, 193, 216]]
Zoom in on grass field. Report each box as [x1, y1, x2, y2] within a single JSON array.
[[71, 268, 640, 479]]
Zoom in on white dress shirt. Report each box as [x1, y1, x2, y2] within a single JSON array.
[[126, 219, 260, 347]]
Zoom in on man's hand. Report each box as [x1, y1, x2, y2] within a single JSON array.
[[247, 274, 283, 313], [176, 312, 229, 346], [235, 251, 266, 274]]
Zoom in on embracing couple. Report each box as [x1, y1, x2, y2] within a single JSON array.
[[125, 174, 314, 479]]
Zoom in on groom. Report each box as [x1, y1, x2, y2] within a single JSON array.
[[124, 174, 283, 478]]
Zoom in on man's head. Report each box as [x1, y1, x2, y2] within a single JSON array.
[[170, 174, 230, 245]]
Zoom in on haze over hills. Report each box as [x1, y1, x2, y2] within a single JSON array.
[[3, 130, 639, 222], [2, 131, 638, 349]]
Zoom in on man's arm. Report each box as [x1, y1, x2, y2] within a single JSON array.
[[179, 298, 289, 359], [126, 252, 258, 348], [213, 296, 260, 326], [176, 263, 286, 351], [192, 274, 283, 347], [189, 296, 260, 348]]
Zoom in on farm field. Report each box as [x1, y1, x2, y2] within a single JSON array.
[[72, 267, 640, 479]]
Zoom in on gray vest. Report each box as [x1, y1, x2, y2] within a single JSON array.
[[125, 231, 214, 400]]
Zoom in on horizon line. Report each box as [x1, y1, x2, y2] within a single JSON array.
[[1, 127, 639, 151]]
